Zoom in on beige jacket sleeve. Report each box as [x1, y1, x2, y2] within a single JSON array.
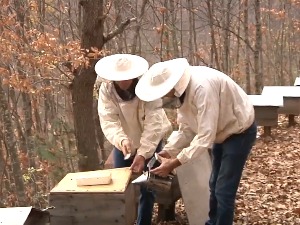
[[163, 113, 195, 158], [137, 99, 172, 159], [177, 86, 218, 164], [97, 83, 128, 150]]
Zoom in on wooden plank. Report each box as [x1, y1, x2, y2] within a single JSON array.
[[124, 183, 137, 225], [76, 170, 112, 186], [50, 168, 132, 194], [49, 193, 125, 216], [294, 77, 300, 86], [176, 150, 212, 225], [49, 216, 72, 225]]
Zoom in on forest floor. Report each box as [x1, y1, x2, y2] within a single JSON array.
[[152, 116, 300, 225]]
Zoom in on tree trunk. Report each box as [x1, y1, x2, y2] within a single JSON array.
[[0, 80, 26, 206], [254, 0, 263, 94], [22, 92, 36, 168], [8, 88, 28, 155], [222, 0, 231, 73], [113, 0, 125, 53], [131, 0, 148, 54], [44, 80, 56, 133], [71, 0, 105, 171], [0, 128, 8, 198], [279, 3, 286, 85], [187, 0, 194, 64], [244, 0, 251, 94], [207, 0, 221, 69], [32, 96, 43, 133], [191, 0, 199, 65], [170, 0, 179, 58]]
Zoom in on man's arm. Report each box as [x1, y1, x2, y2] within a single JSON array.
[[98, 83, 128, 150], [163, 113, 196, 158], [137, 99, 172, 159], [176, 85, 219, 164]]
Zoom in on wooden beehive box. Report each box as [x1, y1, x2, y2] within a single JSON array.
[[49, 168, 136, 225], [262, 86, 300, 115], [248, 94, 283, 126]]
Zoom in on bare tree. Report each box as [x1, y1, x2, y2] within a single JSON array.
[[254, 0, 263, 93], [131, 0, 148, 54], [206, 0, 221, 69], [169, 0, 180, 58], [71, 0, 105, 171], [221, 0, 232, 73], [0, 78, 26, 206], [72, 0, 133, 171], [244, 0, 251, 93]]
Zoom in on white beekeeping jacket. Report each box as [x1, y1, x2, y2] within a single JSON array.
[[98, 82, 172, 159], [164, 66, 255, 164]]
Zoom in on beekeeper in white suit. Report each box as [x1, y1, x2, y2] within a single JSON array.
[[95, 54, 172, 225], [135, 58, 257, 225]]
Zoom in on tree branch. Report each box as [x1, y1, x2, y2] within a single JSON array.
[[103, 18, 136, 44]]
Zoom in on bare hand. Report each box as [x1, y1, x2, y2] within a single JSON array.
[[121, 139, 133, 157], [151, 158, 181, 177], [130, 155, 145, 174]]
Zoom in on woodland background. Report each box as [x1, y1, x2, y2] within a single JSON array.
[[0, 0, 299, 224]]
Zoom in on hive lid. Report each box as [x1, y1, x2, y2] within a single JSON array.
[[248, 94, 283, 107], [50, 167, 132, 193], [262, 86, 300, 97], [0, 207, 49, 225], [0, 207, 32, 225]]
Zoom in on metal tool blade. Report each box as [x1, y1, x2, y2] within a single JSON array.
[[147, 156, 157, 170]]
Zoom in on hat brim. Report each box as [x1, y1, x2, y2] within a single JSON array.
[[136, 58, 189, 102], [95, 54, 149, 81]]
